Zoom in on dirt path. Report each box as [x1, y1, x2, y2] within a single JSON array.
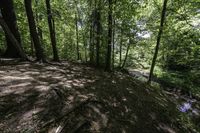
[[0, 62, 199, 132]]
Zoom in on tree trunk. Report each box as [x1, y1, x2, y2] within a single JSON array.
[[105, 0, 112, 72], [112, 19, 115, 69], [89, 12, 94, 65], [148, 0, 168, 84], [95, 8, 101, 67], [75, 12, 80, 60], [46, 0, 59, 61], [0, 0, 22, 58], [24, 0, 45, 61], [121, 38, 131, 68], [119, 28, 123, 67], [35, 0, 43, 52], [0, 16, 28, 60]]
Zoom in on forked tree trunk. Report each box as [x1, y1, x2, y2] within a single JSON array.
[[148, 0, 168, 84], [24, 0, 45, 61], [0, 0, 22, 58], [46, 0, 59, 61], [0, 15, 28, 60]]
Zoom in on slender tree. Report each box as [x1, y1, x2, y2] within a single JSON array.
[[119, 27, 123, 67], [75, 12, 80, 60], [105, 0, 113, 71], [121, 37, 131, 68], [148, 0, 168, 84], [35, 0, 43, 51], [89, 2, 95, 65], [95, 4, 101, 67], [24, 0, 45, 61], [46, 0, 59, 61]]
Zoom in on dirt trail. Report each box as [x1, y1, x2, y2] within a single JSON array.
[[0, 62, 199, 132]]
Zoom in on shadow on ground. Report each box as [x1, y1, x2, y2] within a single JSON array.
[[0, 62, 199, 133]]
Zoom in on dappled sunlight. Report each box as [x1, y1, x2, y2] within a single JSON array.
[[158, 123, 176, 133], [0, 62, 198, 132]]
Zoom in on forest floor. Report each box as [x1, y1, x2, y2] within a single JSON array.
[[0, 61, 200, 133]]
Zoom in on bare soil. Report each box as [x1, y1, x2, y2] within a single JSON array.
[[0, 62, 199, 133]]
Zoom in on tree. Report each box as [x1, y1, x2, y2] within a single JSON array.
[[0, 11, 28, 60], [105, 0, 113, 71], [24, 0, 45, 61], [46, 0, 59, 61], [0, 0, 23, 58], [148, 0, 168, 84]]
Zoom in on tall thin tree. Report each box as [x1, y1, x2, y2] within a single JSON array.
[[105, 0, 113, 71], [24, 0, 45, 61], [46, 0, 59, 61], [95, 2, 101, 67], [148, 0, 168, 84]]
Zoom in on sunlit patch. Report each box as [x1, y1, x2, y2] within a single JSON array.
[[158, 123, 176, 133], [23, 71, 40, 75], [38, 81, 49, 85], [35, 85, 50, 91], [9, 82, 31, 88], [2, 76, 34, 80]]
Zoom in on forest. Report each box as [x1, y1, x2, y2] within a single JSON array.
[[0, 0, 200, 132]]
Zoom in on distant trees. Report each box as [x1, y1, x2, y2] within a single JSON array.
[[0, 0, 199, 80]]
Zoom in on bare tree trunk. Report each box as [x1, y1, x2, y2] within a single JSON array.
[[24, 0, 45, 61], [75, 12, 80, 60], [0, 15, 28, 60], [121, 38, 131, 68], [35, 0, 43, 46], [148, 0, 168, 84], [89, 9, 95, 65], [95, 5, 101, 67], [105, 0, 113, 72], [46, 0, 59, 61], [119, 28, 123, 67], [112, 19, 115, 69], [0, 0, 22, 58]]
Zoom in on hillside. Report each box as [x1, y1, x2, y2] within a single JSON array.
[[0, 62, 199, 133]]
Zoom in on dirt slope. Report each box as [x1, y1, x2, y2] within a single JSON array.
[[0, 62, 199, 133]]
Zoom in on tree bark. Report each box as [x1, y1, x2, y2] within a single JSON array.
[[0, 0, 22, 58], [24, 0, 45, 61], [105, 0, 113, 72], [75, 12, 80, 61], [0, 16, 28, 60], [121, 38, 131, 68], [46, 0, 59, 61], [148, 0, 168, 84], [89, 11, 94, 65], [119, 28, 123, 67], [95, 7, 101, 67], [112, 19, 115, 69]]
